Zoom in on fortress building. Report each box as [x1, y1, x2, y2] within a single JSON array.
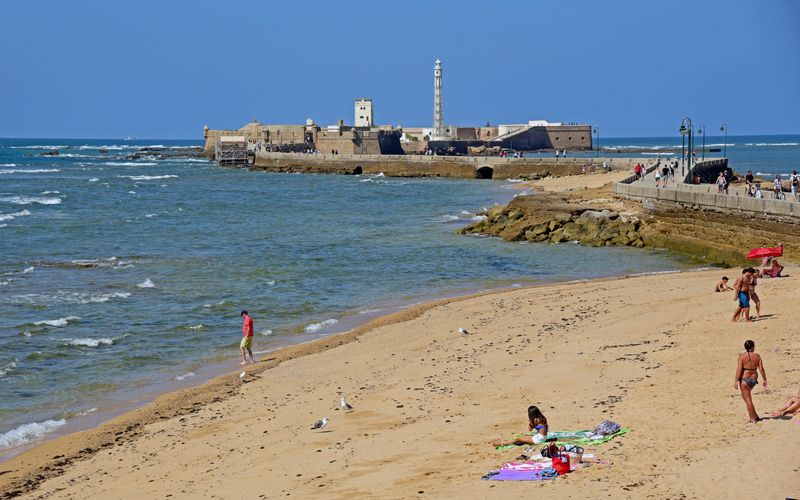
[[202, 58, 591, 160]]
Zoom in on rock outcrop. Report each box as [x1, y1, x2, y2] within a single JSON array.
[[460, 193, 645, 248]]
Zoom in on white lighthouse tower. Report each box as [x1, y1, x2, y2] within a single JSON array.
[[433, 58, 443, 139]]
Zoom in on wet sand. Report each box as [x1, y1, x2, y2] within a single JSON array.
[[2, 268, 799, 499]]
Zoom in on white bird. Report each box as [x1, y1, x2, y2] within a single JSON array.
[[311, 417, 329, 430], [340, 396, 354, 412], [458, 327, 470, 335], [239, 371, 247, 379]]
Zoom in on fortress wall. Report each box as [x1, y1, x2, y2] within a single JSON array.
[[251, 152, 651, 179]]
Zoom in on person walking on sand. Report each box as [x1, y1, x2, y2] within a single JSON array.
[[748, 268, 761, 319], [732, 268, 753, 322], [734, 340, 767, 424], [240, 310, 256, 365]]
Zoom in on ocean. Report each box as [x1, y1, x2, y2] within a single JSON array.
[[0, 135, 794, 456]]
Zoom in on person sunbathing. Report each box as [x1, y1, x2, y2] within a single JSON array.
[[770, 389, 800, 417], [490, 405, 549, 447], [762, 258, 784, 278]]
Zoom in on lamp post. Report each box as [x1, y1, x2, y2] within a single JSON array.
[[593, 125, 599, 158], [720, 123, 728, 158], [698, 126, 706, 161], [679, 117, 693, 179]]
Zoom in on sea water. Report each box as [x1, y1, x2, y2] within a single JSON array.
[[0, 136, 749, 453]]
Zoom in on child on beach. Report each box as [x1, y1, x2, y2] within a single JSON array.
[[490, 405, 550, 447], [734, 340, 767, 424], [240, 310, 256, 365], [715, 276, 732, 292]]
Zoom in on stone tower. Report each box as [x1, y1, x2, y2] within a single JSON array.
[[354, 98, 373, 128], [433, 59, 443, 139]]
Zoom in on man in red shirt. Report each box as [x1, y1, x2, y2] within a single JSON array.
[[240, 310, 256, 365]]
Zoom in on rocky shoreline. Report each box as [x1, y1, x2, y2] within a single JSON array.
[[461, 193, 645, 247]]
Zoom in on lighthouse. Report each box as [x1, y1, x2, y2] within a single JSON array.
[[433, 59, 443, 139]]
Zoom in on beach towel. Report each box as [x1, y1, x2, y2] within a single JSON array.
[[494, 429, 630, 450], [482, 468, 558, 481]]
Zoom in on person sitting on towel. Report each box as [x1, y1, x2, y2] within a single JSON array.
[[491, 405, 550, 447]]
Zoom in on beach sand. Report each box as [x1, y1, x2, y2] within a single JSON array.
[[2, 267, 799, 499]]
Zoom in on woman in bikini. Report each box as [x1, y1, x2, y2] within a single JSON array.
[[490, 405, 549, 447], [734, 340, 768, 424]]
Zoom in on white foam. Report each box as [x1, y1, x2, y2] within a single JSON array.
[[0, 419, 66, 449], [187, 324, 204, 330], [10, 291, 130, 306], [471, 215, 488, 221], [0, 361, 16, 378], [745, 142, 798, 147], [358, 308, 383, 315], [0, 169, 60, 175], [0, 196, 61, 205], [119, 174, 178, 181], [88, 178, 100, 182], [266, 280, 276, 286], [433, 214, 460, 222], [106, 162, 158, 167], [128, 191, 136, 194], [8, 145, 68, 149], [0, 210, 31, 222], [144, 213, 158, 218], [65, 337, 113, 347], [0, 163, 16, 167], [174, 372, 195, 381], [304, 318, 338, 332], [34, 316, 81, 327], [260, 329, 273, 336], [136, 278, 155, 288], [41, 191, 60, 195], [22, 267, 34, 274]]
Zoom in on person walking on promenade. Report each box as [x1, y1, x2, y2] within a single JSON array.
[[734, 340, 767, 424], [716, 171, 727, 194], [732, 268, 753, 322], [634, 163, 643, 180], [790, 170, 799, 202], [773, 174, 784, 199], [240, 310, 256, 365], [661, 164, 670, 188]]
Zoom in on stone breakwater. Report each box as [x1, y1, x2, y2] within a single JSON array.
[[460, 193, 645, 248]]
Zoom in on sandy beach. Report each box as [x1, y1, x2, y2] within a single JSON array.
[[2, 264, 799, 498]]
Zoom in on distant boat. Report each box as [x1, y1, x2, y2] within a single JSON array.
[[125, 136, 137, 141]]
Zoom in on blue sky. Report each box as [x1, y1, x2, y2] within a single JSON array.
[[1, 0, 798, 139]]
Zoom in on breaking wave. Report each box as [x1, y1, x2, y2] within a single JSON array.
[[34, 316, 81, 327], [304, 318, 338, 332], [118, 174, 178, 181], [0, 196, 61, 205], [0, 419, 67, 449]]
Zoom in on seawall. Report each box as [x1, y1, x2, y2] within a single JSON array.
[[250, 151, 654, 179]]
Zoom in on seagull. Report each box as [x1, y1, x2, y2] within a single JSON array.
[[239, 371, 247, 379], [311, 417, 329, 430], [458, 327, 470, 335], [340, 396, 354, 412]]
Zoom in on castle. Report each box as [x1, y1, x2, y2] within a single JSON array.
[[203, 60, 592, 160]]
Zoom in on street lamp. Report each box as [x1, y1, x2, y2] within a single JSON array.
[[697, 126, 706, 161], [593, 125, 599, 158], [720, 123, 728, 158], [679, 117, 693, 178]]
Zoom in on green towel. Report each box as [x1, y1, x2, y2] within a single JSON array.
[[494, 428, 630, 450]]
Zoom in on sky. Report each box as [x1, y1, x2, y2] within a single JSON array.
[[1, 0, 798, 139]]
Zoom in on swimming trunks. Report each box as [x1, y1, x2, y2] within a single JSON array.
[[240, 336, 253, 349], [738, 291, 750, 308]]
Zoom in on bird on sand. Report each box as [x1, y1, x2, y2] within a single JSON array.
[[340, 395, 354, 412], [458, 327, 470, 335], [239, 371, 247, 379], [311, 417, 329, 430]]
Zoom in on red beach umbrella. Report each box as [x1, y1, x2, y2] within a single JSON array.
[[746, 244, 783, 260]]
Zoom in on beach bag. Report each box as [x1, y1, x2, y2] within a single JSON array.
[[592, 420, 621, 436], [547, 443, 571, 475]]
